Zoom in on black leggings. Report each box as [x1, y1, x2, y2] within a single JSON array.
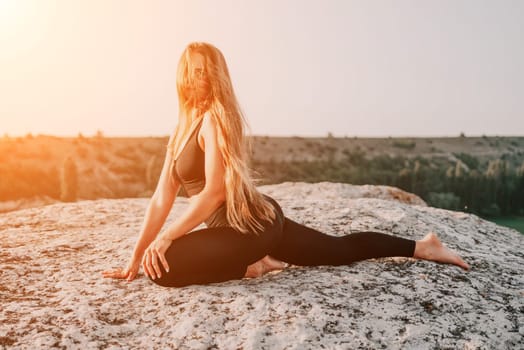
[[151, 196, 416, 287]]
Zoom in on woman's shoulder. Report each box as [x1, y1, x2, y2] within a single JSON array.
[[199, 112, 220, 136], [197, 111, 218, 151], [201, 111, 216, 125]]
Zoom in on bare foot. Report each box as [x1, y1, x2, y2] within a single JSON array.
[[244, 260, 264, 278], [244, 255, 289, 278], [413, 232, 470, 270]]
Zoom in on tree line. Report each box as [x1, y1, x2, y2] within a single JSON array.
[[251, 150, 524, 218], [1, 145, 523, 219]]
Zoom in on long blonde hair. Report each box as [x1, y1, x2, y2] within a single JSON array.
[[167, 42, 276, 234]]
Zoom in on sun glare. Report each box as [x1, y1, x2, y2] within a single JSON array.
[[0, 0, 20, 26], [0, 0, 31, 43]]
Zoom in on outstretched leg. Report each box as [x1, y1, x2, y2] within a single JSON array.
[[413, 232, 469, 270], [269, 217, 416, 266], [269, 217, 468, 270]]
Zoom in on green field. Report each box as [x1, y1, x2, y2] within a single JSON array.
[[485, 216, 524, 235]]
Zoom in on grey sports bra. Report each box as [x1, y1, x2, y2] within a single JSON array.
[[171, 117, 228, 227], [172, 118, 205, 197]]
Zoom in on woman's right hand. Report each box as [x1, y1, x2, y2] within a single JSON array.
[[101, 259, 141, 282]]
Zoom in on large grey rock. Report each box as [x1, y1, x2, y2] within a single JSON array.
[[259, 181, 428, 206], [0, 182, 522, 349]]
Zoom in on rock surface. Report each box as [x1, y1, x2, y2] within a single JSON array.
[[0, 182, 522, 349], [259, 181, 428, 206]]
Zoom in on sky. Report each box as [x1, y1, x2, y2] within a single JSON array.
[[0, 0, 523, 137]]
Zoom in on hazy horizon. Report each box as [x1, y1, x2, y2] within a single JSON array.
[[4, 132, 524, 139], [1, 0, 523, 138]]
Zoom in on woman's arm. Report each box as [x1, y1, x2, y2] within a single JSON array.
[[131, 139, 181, 262], [102, 134, 180, 281], [142, 113, 226, 278], [159, 112, 226, 241], [142, 112, 227, 280]]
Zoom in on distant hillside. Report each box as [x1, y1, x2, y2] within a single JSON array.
[[1, 133, 523, 216], [250, 134, 524, 168]]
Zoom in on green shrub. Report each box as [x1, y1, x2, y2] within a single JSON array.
[[453, 152, 479, 170], [426, 192, 460, 210], [480, 203, 501, 217], [392, 139, 416, 150]]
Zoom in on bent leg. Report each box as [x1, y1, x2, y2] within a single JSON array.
[[269, 217, 416, 266], [151, 219, 280, 288]]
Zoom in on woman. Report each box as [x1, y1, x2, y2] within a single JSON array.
[[102, 42, 469, 288]]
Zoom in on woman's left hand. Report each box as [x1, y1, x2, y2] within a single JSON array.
[[142, 235, 172, 279]]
